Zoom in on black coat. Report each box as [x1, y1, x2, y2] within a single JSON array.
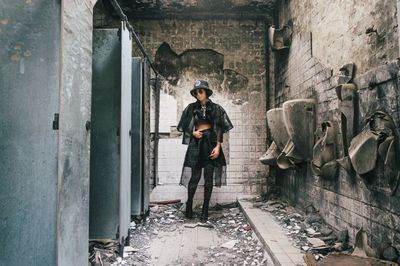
[[177, 99, 234, 188], [177, 99, 234, 144]]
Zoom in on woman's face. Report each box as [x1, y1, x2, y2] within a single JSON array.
[[195, 88, 207, 102]]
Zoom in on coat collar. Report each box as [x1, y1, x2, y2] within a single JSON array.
[[195, 98, 213, 107]]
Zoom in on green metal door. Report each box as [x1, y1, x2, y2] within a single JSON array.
[[131, 58, 152, 217], [131, 58, 143, 216], [0, 1, 60, 265], [90, 22, 132, 244]]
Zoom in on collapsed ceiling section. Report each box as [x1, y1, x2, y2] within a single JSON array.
[[100, 0, 276, 20]]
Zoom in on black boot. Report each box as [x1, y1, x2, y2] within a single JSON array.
[[185, 181, 198, 219], [200, 201, 209, 222], [200, 182, 213, 222], [185, 200, 193, 219]]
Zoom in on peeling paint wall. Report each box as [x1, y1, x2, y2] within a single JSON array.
[[96, 18, 270, 205], [272, 0, 400, 255]]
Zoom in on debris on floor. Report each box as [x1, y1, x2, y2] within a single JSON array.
[[249, 197, 353, 262], [107, 202, 270, 266], [310, 253, 398, 266], [249, 197, 400, 265], [89, 239, 120, 266]]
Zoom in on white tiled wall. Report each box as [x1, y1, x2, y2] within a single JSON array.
[[150, 90, 268, 207]]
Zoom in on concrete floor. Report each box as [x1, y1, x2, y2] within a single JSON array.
[[114, 203, 273, 266], [149, 223, 230, 265]]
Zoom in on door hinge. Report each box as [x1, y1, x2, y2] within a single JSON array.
[[52, 113, 59, 130]]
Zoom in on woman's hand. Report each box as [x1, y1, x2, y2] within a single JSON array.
[[192, 130, 203, 139], [210, 144, 220, 160]]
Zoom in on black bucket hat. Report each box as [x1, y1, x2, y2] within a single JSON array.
[[190, 79, 213, 98]]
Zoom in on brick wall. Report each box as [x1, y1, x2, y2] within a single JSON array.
[[272, 0, 400, 254], [277, 0, 399, 75], [124, 19, 270, 206]]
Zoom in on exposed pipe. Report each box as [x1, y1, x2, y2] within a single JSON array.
[[264, 20, 271, 148], [108, 0, 158, 75], [108, 0, 161, 188], [264, 21, 270, 113]]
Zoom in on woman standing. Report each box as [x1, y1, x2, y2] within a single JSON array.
[[177, 80, 234, 222]]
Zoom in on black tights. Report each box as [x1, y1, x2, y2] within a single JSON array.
[[187, 164, 214, 207]]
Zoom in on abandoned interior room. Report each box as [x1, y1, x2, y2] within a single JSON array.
[[1, 0, 400, 265]]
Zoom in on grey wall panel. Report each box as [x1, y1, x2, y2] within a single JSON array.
[[119, 22, 132, 244], [131, 58, 143, 216], [0, 1, 60, 265], [57, 1, 94, 265], [90, 29, 121, 240]]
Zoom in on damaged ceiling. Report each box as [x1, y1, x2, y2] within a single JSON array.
[[100, 0, 276, 20]]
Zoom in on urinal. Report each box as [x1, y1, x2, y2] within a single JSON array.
[[277, 99, 316, 169], [311, 121, 338, 177], [335, 83, 357, 154], [268, 25, 292, 51], [337, 63, 355, 84], [259, 108, 289, 165], [349, 130, 378, 174], [349, 110, 399, 194], [259, 141, 280, 165], [277, 140, 302, 169], [267, 108, 289, 150]]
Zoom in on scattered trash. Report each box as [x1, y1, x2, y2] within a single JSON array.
[[307, 238, 326, 248], [243, 224, 252, 231], [183, 223, 197, 228], [248, 198, 353, 263], [123, 246, 138, 253], [312, 253, 398, 266], [221, 240, 238, 249], [100, 202, 269, 266], [89, 239, 119, 266], [149, 199, 181, 205]]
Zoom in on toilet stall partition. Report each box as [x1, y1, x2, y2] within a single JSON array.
[[89, 22, 132, 246], [131, 58, 143, 217], [131, 58, 151, 217], [0, 2, 61, 265]]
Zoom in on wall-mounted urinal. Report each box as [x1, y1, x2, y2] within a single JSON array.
[[259, 108, 289, 165], [337, 63, 355, 84], [349, 110, 399, 195], [277, 99, 316, 169], [311, 121, 338, 179], [335, 83, 357, 154], [268, 23, 292, 51]]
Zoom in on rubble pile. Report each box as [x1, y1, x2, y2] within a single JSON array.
[[107, 202, 269, 266], [89, 239, 120, 266], [251, 199, 352, 261], [204, 205, 268, 265]]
